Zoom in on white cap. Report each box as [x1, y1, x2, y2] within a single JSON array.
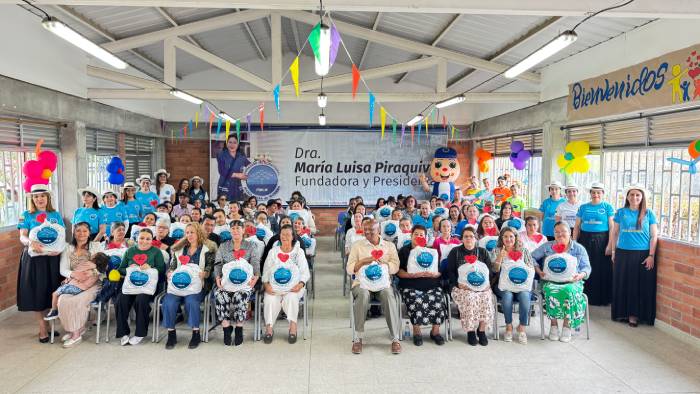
[[154, 169, 170, 178], [624, 183, 647, 198], [121, 182, 136, 191], [547, 181, 563, 189], [136, 175, 152, 184], [28, 184, 52, 195], [564, 183, 579, 191], [589, 182, 605, 191], [101, 189, 118, 198], [77, 186, 99, 198]]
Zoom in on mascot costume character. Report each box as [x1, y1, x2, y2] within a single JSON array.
[[419, 147, 461, 202]]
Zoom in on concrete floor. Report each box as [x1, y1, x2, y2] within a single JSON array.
[[1, 237, 699, 393]]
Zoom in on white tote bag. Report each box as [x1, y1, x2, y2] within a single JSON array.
[[221, 258, 254, 292], [380, 220, 399, 241], [439, 242, 459, 270], [396, 232, 413, 250], [299, 233, 316, 256], [407, 247, 439, 274], [130, 224, 156, 242], [458, 256, 490, 292], [169, 222, 187, 240], [497, 250, 534, 293], [503, 217, 525, 231], [255, 224, 273, 244], [269, 262, 301, 294], [28, 221, 66, 257], [286, 210, 310, 226], [543, 251, 578, 283], [103, 246, 128, 271], [374, 206, 394, 222], [358, 262, 390, 292], [432, 207, 449, 219], [478, 236, 499, 253], [167, 258, 203, 297], [214, 225, 232, 242], [122, 266, 159, 295]]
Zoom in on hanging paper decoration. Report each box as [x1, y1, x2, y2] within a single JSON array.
[[509, 140, 532, 170], [208, 112, 214, 135], [451, 126, 456, 140], [368, 93, 375, 127], [400, 123, 405, 147], [309, 23, 331, 76], [352, 64, 361, 99], [290, 57, 300, 97], [380, 107, 386, 139], [246, 113, 251, 132], [225, 119, 231, 141], [194, 111, 199, 128], [22, 139, 58, 192], [106, 156, 125, 185], [476, 147, 493, 173], [442, 115, 446, 130], [424, 116, 429, 140], [392, 119, 397, 143], [235, 119, 241, 142], [557, 141, 590, 174], [667, 139, 700, 174], [417, 123, 422, 144], [330, 25, 341, 66], [216, 117, 222, 140], [273, 84, 281, 114], [259, 102, 265, 131], [411, 125, 415, 146], [188, 119, 194, 137]]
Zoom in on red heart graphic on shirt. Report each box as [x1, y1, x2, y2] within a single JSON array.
[[401, 229, 411, 234], [465, 255, 477, 264], [133, 254, 147, 266], [233, 250, 246, 260], [356, 230, 364, 234], [483, 206, 492, 213], [36, 213, 47, 223], [138, 222, 147, 227], [508, 250, 523, 261], [371, 250, 384, 260], [107, 242, 121, 250], [245, 226, 256, 235], [531, 234, 544, 243], [149, 200, 158, 207], [415, 236, 427, 247], [300, 228, 311, 236], [468, 218, 477, 225], [277, 253, 289, 262], [552, 243, 566, 254], [151, 239, 162, 248], [178, 255, 190, 265], [485, 227, 498, 236]]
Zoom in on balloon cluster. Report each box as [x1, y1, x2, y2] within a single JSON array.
[[475, 148, 493, 173], [509, 141, 532, 170], [22, 139, 58, 193], [106, 157, 125, 185], [557, 141, 590, 174]]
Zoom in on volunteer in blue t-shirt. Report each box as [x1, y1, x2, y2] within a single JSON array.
[[135, 175, 159, 216], [573, 182, 614, 306], [120, 182, 142, 237], [538, 181, 565, 240], [72, 186, 105, 241], [99, 190, 129, 237], [611, 184, 658, 327]]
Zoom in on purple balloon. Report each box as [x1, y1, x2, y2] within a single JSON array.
[[514, 160, 527, 170], [517, 150, 532, 162], [510, 152, 518, 160], [511, 141, 524, 153]]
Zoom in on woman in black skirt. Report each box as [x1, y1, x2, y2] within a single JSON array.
[[610, 184, 658, 327], [573, 182, 615, 306], [16, 184, 65, 342]]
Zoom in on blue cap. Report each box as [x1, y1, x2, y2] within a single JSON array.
[[434, 147, 457, 159]]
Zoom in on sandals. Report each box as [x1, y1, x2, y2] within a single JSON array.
[[288, 332, 298, 344], [263, 332, 273, 344]]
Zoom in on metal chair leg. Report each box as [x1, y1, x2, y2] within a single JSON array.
[[95, 302, 102, 344], [350, 292, 356, 342], [539, 292, 546, 340], [585, 294, 591, 340], [105, 301, 112, 343], [493, 295, 499, 340]]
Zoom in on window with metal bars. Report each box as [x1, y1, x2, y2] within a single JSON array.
[[86, 128, 119, 194], [124, 135, 154, 184], [476, 131, 544, 208]]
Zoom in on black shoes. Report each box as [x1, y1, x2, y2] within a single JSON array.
[[234, 327, 244, 346], [477, 330, 488, 346], [223, 326, 233, 346], [188, 330, 201, 349], [413, 334, 423, 346], [467, 331, 478, 346], [288, 332, 298, 344], [263, 332, 273, 344], [430, 333, 445, 346], [165, 330, 177, 349]]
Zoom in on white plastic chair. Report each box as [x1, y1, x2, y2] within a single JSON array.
[[254, 289, 309, 341], [152, 288, 214, 343]]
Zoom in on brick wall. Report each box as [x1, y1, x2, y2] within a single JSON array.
[[656, 239, 700, 338], [165, 139, 211, 194], [0, 230, 22, 311]]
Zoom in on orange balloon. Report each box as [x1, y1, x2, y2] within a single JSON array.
[[689, 140, 700, 159], [41, 169, 52, 180]]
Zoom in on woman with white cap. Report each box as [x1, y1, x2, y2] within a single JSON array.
[[120, 182, 142, 238], [153, 169, 176, 204], [135, 175, 159, 217], [538, 181, 565, 241], [98, 190, 128, 239], [72, 187, 105, 241], [611, 184, 658, 327], [17, 184, 65, 343], [555, 184, 581, 232], [189, 176, 208, 206], [573, 182, 614, 306]]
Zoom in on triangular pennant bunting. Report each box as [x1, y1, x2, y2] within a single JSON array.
[[368, 92, 375, 128], [380, 106, 386, 139], [225, 119, 231, 141], [352, 64, 360, 99], [290, 57, 300, 97]]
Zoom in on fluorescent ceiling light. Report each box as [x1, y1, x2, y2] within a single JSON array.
[[170, 89, 203, 105], [504, 30, 577, 79], [219, 112, 235, 122], [435, 95, 465, 109], [406, 114, 424, 127], [41, 17, 127, 69]]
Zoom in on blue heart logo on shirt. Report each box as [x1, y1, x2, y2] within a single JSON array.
[[172, 272, 192, 289], [384, 223, 396, 236], [36, 227, 58, 245], [548, 257, 568, 274], [508, 267, 528, 285], [365, 264, 383, 281], [229, 268, 248, 285], [416, 251, 434, 268], [467, 271, 485, 287], [274, 267, 292, 284], [129, 271, 149, 286]]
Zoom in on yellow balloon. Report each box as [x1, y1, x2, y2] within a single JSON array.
[[41, 169, 52, 180], [569, 157, 590, 173], [108, 269, 121, 282], [556, 154, 569, 169], [566, 141, 590, 158]]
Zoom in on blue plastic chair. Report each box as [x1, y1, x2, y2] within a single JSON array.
[[335, 211, 348, 250]]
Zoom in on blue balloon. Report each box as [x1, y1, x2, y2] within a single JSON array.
[[384, 223, 396, 236], [172, 272, 192, 289], [485, 239, 497, 251], [171, 228, 184, 239], [380, 207, 391, 217], [467, 271, 485, 287], [108, 255, 121, 270], [416, 251, 434, 268], [129, 271, 149, 286], [548, 257, 568, 274], [508, 267, 528, 285], [365, 264, 383, 281], [508, 219, 522, 230], [229, 268, 248, 285], [274, 267, 292, 284], [108, 173, 125, 185], [36, 226, 58, 244]]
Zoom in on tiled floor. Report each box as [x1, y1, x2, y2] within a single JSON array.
[[1, 237, 699, 393]]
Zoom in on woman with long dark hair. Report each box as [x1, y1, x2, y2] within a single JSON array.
[[216, 135, 251, 202], [610, 184, 658, 327], [153, 169, 176, 204], [73, 187, 105, 241]]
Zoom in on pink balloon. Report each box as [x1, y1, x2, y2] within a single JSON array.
[[23, 178, 34, 193], [22, 160, 43, 178], [38, 151, 58, 171]]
